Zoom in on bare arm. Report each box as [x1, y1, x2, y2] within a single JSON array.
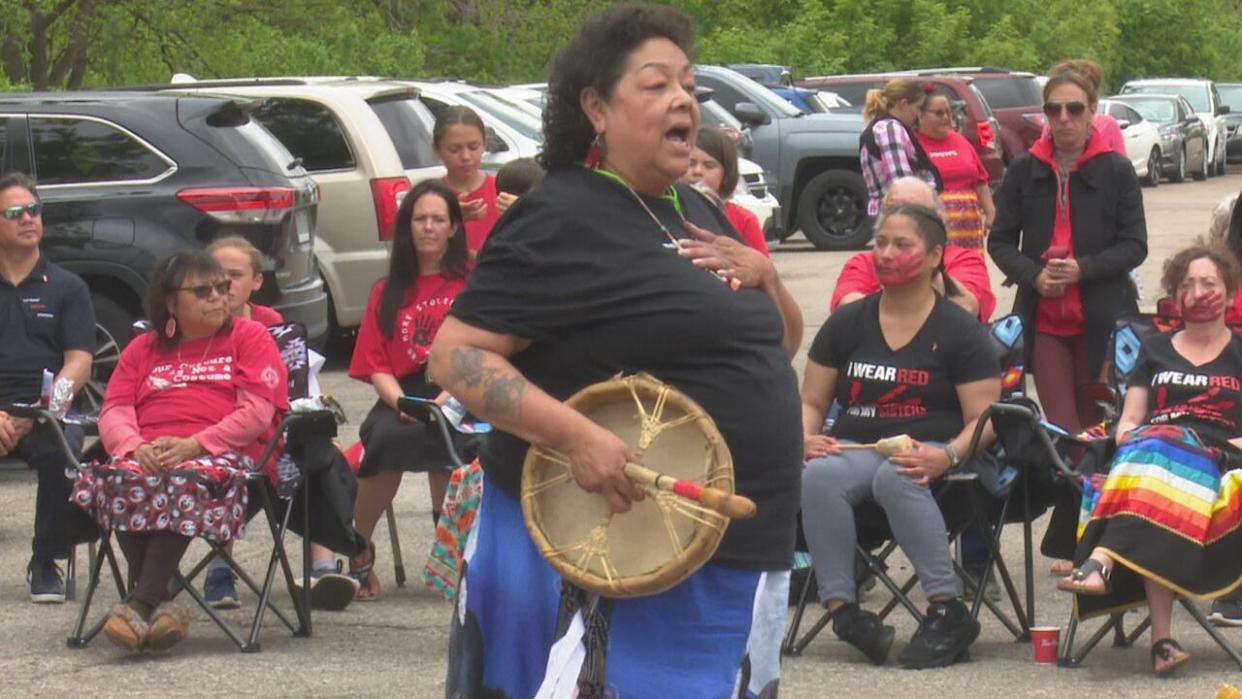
[[837, 291, 866, 307], [57, 349, 92, 395], [890, 376, 1000, 486], [977, 183, 996, 229], [369, 372, 406, 413], [428, 317, 643, 512], [1115, 385, 1149, 438], [800, 360, 838, 437], [765, 273, 803, 357]]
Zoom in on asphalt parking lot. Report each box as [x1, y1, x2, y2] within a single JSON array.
[[2, 172, 1242, 698]]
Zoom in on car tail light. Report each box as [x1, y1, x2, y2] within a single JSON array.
[[176, 186, 295, 224], [371, 176, 411, 241], [975, 120, 996, 151]]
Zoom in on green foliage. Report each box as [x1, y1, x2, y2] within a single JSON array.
[[2, 0, 1242, 92]]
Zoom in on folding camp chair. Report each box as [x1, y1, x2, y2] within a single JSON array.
[[783, 314, 1035, 656], [1046, 312, 1242, 669], [64, 321, 339, 652], [378, 396, 481, 588]]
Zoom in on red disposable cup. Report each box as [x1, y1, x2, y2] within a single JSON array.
[[1030, 626, 1060, 664]]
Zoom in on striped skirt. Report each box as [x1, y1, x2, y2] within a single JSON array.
[[1074, 424, 1242, 618], [941, 189, 986, 253]]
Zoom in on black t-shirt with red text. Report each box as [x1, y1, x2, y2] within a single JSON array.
[[810, 294, 999, 444], [1130, 331, 1242, 449]]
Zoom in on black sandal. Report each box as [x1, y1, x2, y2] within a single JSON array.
[[1152, 638, 1190, 676], [1056, 559, 1112, 596], [348, 540, 379, 601]]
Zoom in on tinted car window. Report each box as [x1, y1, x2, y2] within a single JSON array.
[[30, 117, 169, 185], [972, 77, 1042, 109], [367, 96, 437, 169], [252, 99, 355, 172], [1220, 85, 1242, 111], [697, 75, 748, 115], [819, 82, 882, 106], [1109, 104, 1142, 123], [1124, 84, 1210, 113]]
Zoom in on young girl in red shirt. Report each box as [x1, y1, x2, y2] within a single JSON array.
[[436, 106, 500, 254], [682, 126, 770, 256]]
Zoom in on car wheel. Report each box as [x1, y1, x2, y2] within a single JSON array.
[[1144, 147, 1160, 187], [1170, 147, 1187, 183], [1193, 142, 1209, 181], [79, 293, 135, 414], [796, 170, 872, 251]]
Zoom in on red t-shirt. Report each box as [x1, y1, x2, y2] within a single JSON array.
[[103, 319, 289, 465], [454, 174, 500, 253], [724, 202, 770, 257], [916, 130, 989, 192], [829, 246, 996, 322], [248, 303, 284, 326], [348, 273, 468, 382]]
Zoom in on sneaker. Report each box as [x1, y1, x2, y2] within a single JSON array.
[[296, 561, 360, 612], [831, 602, 895, 665], [898, 598, 980, 669], [204, 567, 240, 610], [1210, 598, 1242, 627], [27, 558, 65, 604]]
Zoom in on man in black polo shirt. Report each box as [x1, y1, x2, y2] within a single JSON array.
[[0, 172, 95, 603]]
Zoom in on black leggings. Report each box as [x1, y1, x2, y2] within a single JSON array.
[[115, 531, 193, 608]]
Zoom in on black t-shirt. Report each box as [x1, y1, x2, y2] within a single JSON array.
[[0, 256, 95, 406], [450, 166, 802, 571], [809, 294, 999, 444], [1130, 331, 1242, 449]]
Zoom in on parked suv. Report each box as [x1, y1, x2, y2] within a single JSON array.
[[694, 64, 869, 250], [1219, 82, 1242, 162], [0, 91, 324, 406], [160, 77, 445, 337], [797, 73, 1004, 184], [1120, 78, 1230, 176]]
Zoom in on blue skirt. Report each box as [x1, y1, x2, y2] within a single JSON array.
[[446, 473, 787, 699]]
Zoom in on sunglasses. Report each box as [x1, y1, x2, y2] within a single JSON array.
[[921, 108, 952, 118], [1, 202, 42, 220], [1042, 101, 1087, 118], [176, 280, 231, 300]]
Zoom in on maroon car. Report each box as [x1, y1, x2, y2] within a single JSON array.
[[798, 72, 1005, 183]]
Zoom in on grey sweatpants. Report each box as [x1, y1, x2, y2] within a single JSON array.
[[801, 443, 960, 604]]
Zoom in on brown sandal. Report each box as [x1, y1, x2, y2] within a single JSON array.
[[1057, 559, 1112, 596], [1152, 638, 1190, 676], [146, 601, 190, 650], [102, 603, 148, 651], [349, 540, 380, 602]]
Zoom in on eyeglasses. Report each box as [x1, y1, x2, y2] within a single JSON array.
[[921, 108, 952, 118], [1043, 101, 1087, 118], [176, 280, 230, 300], [1, 202, 42, 220]]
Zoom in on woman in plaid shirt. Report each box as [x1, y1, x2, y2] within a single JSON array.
[[860, 79, 942, 216]]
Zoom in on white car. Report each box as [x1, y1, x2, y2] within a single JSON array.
[[1120, 78, 1230, 177], [1098, 99, 1163, 187], [733, 157, 781, 243]]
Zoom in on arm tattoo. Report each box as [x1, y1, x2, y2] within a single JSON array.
[[446, 346, 529, 419]]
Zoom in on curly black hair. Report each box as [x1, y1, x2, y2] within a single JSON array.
[[539, 3, 695, 171]]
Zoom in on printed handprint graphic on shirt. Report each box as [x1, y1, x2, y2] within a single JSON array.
[[412, 314, 437, 348]]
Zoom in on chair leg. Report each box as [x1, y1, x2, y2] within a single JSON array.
[[1182, 598, 1242, 670], [782, 568, 819, 656], [385, 505, 406, 587], [65, 544, 76, 602], [67, 535, 122, 649], [1022, 469, 1036, 628]]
